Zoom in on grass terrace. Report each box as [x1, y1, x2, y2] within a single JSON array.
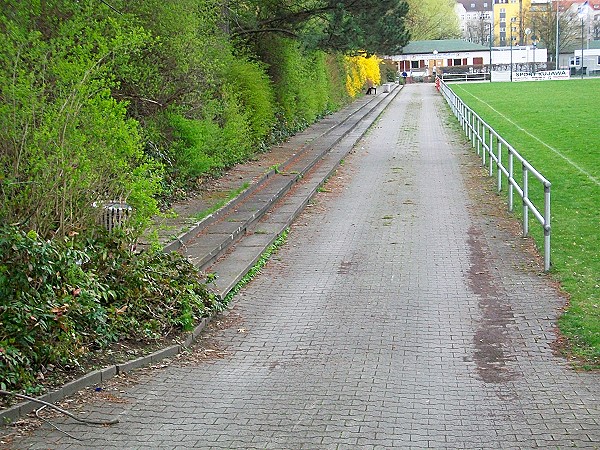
[[450, 79, 600, 368]]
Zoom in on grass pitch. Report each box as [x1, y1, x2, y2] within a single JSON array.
[[450, 79, 600, 367]]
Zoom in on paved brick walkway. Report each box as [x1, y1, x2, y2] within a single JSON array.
[[9, 84, 599, 449]]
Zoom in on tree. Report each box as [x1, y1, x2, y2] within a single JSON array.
[[227, 0, 411, 55], [404, 0, 461, 41], [526, 5, 584, 63]]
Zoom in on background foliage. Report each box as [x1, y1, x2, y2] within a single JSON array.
[[404, 0, 461, 41]]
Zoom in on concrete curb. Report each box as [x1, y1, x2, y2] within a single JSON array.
[[0, 86, 401, 425], [209, 85, 402, 297], [163, 94, 385, 259]]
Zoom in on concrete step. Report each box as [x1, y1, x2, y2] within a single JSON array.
[[200, 86, 403, 298]]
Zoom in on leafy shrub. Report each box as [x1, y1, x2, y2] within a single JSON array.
[[167, 95, 254, 180], [257, 37, 352, 127], [88, 232, 221, 339], [168, 113, 222, 178], [0, 1, 160, 240], [258, 37, 320, 124], [0, 225, 221, 394], [0, 227, 108, 392], [380, 59, 399, 82], [117, 0, 226, 116], [226, 57, 276, 144], [323, 53, 352, 110]]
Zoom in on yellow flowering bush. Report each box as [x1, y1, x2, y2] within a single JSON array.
[[345, 54, 381, 97]]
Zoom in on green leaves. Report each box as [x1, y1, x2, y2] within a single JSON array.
[[0, 0, 158, 239], [229, 0, 411, 54], [0, 225, 223, 394]]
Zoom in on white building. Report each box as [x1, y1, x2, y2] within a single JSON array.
[[455, 0, 494, 45], [388, 39, 492, 78], [570, 43, 600, 74]]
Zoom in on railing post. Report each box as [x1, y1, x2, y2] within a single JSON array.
[[544, 184, 551, 271], [482, 132, 487, 166], [477, 120, 481, 155], [471, 113, 476, 147], [497, 141, 502, 191], [508, 152, 514, 212], [489, 138, 494, 176], [523, 165, 529, 237], [467, 109, 471, 138]]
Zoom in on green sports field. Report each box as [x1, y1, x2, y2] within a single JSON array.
[[450, 79, 600, 367]]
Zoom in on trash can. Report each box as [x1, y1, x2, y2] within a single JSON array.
[[99, 202, 132, 232]]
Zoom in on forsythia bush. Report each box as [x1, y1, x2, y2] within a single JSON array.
[[345, 54, 382, 97]]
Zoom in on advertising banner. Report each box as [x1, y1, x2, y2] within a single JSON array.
[[513, 70, 570, 81]]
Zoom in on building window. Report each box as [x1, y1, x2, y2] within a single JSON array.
[[454, 58, 462, 66], [597, 56, 600, 64], [411, 60, 420, 69]]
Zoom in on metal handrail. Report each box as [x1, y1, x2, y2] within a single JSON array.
[[438, 79, 552, 271], [441, 73, 490, 83]]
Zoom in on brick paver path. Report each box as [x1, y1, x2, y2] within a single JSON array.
[[12, 84, 599, 449]]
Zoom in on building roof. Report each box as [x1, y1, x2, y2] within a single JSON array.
[[456, 0, 492, 11], [401, 39, 490, 54]]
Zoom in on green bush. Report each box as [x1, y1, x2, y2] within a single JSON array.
[[0, 1, 160, 240], [258, 37, 349, 127], [0, 225, 221, 394], [0, 227, 109, 392], [167, 95, 254, 180], [226, 58, 276, 144], [168, 112, 222, 178]]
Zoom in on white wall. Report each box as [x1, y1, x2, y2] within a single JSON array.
[[491, 46, 548, 65]]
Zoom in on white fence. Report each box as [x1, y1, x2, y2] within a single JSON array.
[[441, 72, 490, 83], [438, 79, 552, 271]]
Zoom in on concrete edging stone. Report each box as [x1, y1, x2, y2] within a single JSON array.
[[0, 320, 209, 424]]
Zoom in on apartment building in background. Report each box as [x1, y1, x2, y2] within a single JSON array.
[[455, 0, 494, 45]]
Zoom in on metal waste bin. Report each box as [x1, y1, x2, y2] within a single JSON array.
[[99, 202, 132, 232]]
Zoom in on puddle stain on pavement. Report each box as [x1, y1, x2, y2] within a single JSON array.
[[467, 225, 520, 384]]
